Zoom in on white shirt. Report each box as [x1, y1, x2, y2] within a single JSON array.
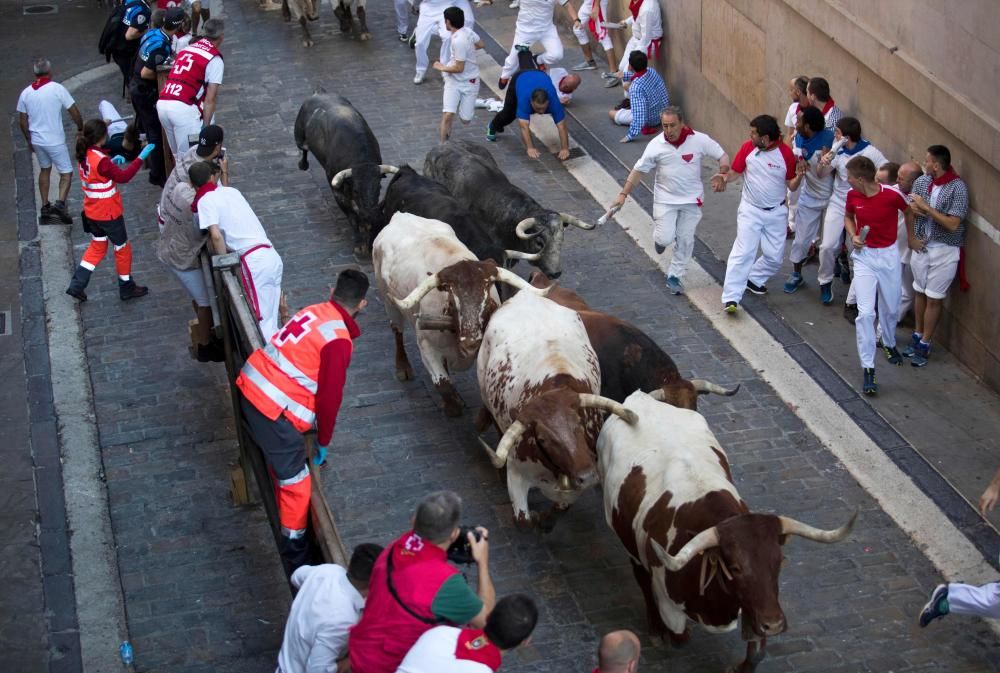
[[197, 186, 271, 253], [396, 626, 496, 673], [277, 565, 365, 673], [634, 130, 726, 206], [548, 67, 572, 104], [828, 144, 888, 206], [443, 27, 480, 83], [517, 0, 569, 32], [784, 102, 799, 131], [625, 0, 663, 46], [731, 140, 796, 210], [16, 81, 75, 146]]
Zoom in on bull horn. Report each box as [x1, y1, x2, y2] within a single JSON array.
[[479, 421, 527, 468], [379, 164, 400, 176], [394, 273, 441, 310], [503, 249, 542, 262], [494, 267, 550, 296], [516, 218, 543, 239], [779, 508, 858, 544], [691, 380, 741, 397], [331, 168, 353, 188], [650, 527, 720, 572], [579, 394, 638, 425], [560, 213, 596, 230], [646, 389, 666, 402]]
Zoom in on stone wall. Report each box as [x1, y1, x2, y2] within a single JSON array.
[[597, 0, 1000, 389]]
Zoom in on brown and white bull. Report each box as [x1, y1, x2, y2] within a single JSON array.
[[598, 391, 857, 672], [373, 213, 546, 417], [476, 291, 637, 527]]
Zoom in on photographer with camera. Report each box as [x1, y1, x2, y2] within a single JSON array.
[[349, 491, 496, 673]]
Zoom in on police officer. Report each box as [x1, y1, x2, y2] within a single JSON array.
[[130, 7, 184, 187], [118, 0, 153, 90]]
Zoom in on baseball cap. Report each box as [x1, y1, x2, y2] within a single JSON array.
[[196, 125, 224, 157], [164, 7, 185, 29]]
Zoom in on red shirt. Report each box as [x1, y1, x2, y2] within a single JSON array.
[[845, 185, 908, 249]]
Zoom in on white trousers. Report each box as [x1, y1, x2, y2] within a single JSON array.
[[242, 246, 284, 341], [787, 185, 800, 230], [414, 1, 474, 76], [618, 37, 641, 73], [653, 203, 702, 280], [817, 199, 846, 285], [574, 0, 612, 50], [788, 200, 825, 264], [501, 24, 562, 78], [852, 246, 900, 368], [899, 262, 914, 318], [722, 201, 788, 304], [100, 99, 129, 137], [394, 0, 410, 34], [156, 99, 202, 161], [948, 582, 1000, 619]]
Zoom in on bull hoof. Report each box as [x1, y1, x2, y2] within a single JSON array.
[[668, 628, 691, 648], [306, 13, 319, 21], [359, 32, 371, 41], [353, 246, 372, 261], [395, 366, 413, 382], [302, 38, 314, 47], [298, 158, 309, 171], [442, 398, 465, 418]]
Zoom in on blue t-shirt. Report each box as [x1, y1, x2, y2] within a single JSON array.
[[794, 128, 835, 161], [515, 71, 565, 124]]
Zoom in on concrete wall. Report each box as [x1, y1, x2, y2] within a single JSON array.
[[601, 0, 1000, 390]]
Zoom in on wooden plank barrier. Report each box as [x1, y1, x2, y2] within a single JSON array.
[[210, 252, 350, 573]]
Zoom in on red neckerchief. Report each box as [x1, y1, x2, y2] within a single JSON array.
[[454, 629, 502, 671], [631, 68, 647, 80], [665, 126, 694, 148], [932, 168, 960, 187], [191, 182, 217, 213], [820, 98, 835, 115], [31, 76, 52, 90], [628, 0, 642, 19]]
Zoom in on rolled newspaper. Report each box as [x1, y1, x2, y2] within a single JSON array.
[[597, 204, 622, 226], [858, 225, 870, 243]]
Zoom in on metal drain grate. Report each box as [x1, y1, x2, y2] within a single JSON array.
[[0, 311, 10, 336], [24, 4, 58, 14]]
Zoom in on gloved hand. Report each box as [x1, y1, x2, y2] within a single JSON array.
[[138, 143, 156, 160], [112, 155, 127, 166], [313, 443, 329, 467]]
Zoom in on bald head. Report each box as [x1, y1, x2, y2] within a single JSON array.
[[897, 161, 922, 194], [559, 73, 581, 94], [598, 630, 641, 673]]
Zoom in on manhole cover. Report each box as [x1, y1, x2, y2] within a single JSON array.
[[24, 4, 58, 14]]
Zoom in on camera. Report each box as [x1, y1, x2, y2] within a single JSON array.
[[446, 526, 482, 565]]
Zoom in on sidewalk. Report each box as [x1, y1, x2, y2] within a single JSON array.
[[472, 7, 1000, 540]]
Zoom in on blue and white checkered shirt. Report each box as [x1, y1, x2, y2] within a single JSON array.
[[911, 173, 969, 247], [623, 68, 669, 141]]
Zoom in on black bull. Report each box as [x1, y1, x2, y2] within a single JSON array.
[[294, 93, 397, 257]]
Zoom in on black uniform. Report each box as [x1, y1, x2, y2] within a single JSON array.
[[129, 27, 171, 186]]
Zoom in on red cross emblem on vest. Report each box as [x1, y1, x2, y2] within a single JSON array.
[[275, 311, 316, 345]]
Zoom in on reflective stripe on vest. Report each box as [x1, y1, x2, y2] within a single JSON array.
[[79, 148, 123, 220], [240, 360, 316, 428], [263, 342, 318, 394]]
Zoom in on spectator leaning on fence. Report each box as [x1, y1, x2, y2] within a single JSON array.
[[189, 160, 284, 340], [277, 543, 384, 673], [594, 630, 641, 673], [234, 269, 368, 572], [901, 144, 970, 368], [609, 51, 669, 144], [396, 594, 538, 673], [17, 57, 83, 225], [349, 490, 496, 673]]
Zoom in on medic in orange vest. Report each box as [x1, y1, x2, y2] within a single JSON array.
[[235, 269, 367, 571], [66, 118, 156, 302]]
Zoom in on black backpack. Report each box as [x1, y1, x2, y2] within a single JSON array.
[[98, 4, 129, 60]]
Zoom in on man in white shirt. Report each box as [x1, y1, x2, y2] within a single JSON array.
[[433, 7, 484, 142], [395, 594, 537, 673], [712, 115, 800, 313], [411, 0, 475, 85], [546, 67, 581, 105], [571, 0, 618, 80], [816, 116, 887, 307], [783, 75, 810, 235], [610, 107, 729, 295], [277, 543, 383, 673], [607, 0, 662, 84], [16, 58, 83, 224], [499, 0, 579, 86], [189, 161, 285, 340]]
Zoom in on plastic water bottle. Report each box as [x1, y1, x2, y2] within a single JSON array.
[[120, 641, 133, 667]]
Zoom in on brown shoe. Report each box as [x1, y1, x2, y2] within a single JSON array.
[[120, 284, 149, 301]]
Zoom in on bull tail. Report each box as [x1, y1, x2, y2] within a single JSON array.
[[298, 149, 309, 171]]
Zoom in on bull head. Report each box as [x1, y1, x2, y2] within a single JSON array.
[[331, 164, 399, 248], [508, 213, 593, 278], [482, 390, 637, 485], [650, 509, 858, 638], [396, 263, 549, 360], [648, 380, 741, 411]]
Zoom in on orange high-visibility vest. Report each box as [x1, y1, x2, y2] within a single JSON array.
[[236, 302, 353, 432], [79, 147, 123, 221]]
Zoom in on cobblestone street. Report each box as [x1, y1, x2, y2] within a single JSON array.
[[8, 1, 999, 672]]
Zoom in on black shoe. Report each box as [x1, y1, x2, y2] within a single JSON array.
[[654, 243, 666, 254], [843, 302, 859, 324], [883, 345, 903, 365], [65, 287, 87, 302], [196, 341, 226, 363], [119, 282, 149, 301], [51, 202, 73, 224], [746, 280, 768, 295], [863, 368, 877, 395]]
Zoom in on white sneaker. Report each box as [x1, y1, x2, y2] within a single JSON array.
[[413, 72, 425, 84], [571, 60, 598, 71], [509, 0, 519, 7]]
